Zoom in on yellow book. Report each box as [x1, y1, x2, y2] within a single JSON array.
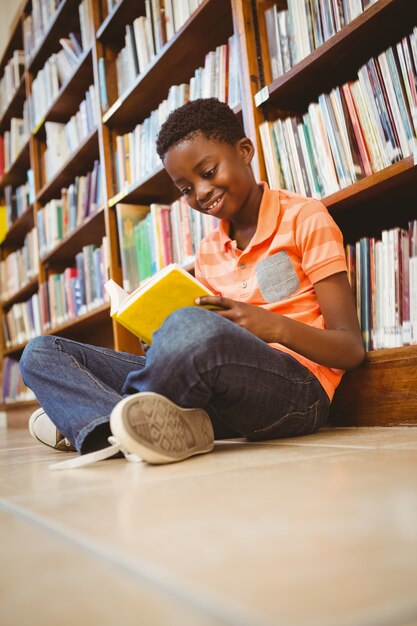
[[104, 263, 216, 345], [0, 205, 7, 244]]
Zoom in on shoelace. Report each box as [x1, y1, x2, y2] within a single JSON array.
[[49, 436, 142, 470]]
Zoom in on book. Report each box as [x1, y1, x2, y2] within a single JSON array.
[[115, 203, 150, 292], [105, 263, 217, 345], [97, 57, 109, 112]]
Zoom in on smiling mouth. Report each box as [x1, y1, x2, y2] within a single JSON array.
[[203, 193, 224, 212]]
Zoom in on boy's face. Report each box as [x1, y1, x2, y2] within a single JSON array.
[[163, 132, 256, 221]]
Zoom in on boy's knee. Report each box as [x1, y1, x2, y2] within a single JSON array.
[[159, 307, 216, 342], [20, 335, 55, 379], [155, 306, 233, 358]]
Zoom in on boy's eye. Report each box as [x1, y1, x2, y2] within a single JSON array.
[[181, 187, 192, 196], [203, 166, 216, 178]]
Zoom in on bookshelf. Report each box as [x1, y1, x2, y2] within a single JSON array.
[[0, 0, 415, 425], [257, 0, 417, 112], [0, 0, 259, 417], [253, 0, 417, 424]]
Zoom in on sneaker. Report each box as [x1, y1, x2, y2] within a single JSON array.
[[110, 391, 215, 464], [28, 408, 76, 452]]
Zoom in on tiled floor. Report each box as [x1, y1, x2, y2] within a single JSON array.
[[1, 426, 417, 626]]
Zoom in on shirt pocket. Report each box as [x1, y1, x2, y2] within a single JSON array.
[[256, 251, 300, 303]]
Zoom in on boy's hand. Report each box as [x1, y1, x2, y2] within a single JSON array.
[[195, 296, 278, 342]]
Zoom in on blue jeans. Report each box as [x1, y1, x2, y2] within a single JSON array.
[[20, 307, 330, 453]]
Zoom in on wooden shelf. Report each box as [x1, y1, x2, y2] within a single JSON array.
[[36, 129, 99, 205], [32, 46, 94, 132], [258, 0, 417, 114], [1, 275, 38, 310], [0, 399, 38, 411], [330, 345, 417, 426], [96, 0, 144, 46], [103, 0, 234, 128], [0, 75, 27, 135], [108, 164, 178, 206], [321, 157, 417, 242], [0, 138, 31, 190], [0, 206, 34, 249], [3, 341, 29, 357], [40, 208, 105, 266], [324, 157, 417, 214], [45, 301, 111, 336], [27, 0, 85, 75]]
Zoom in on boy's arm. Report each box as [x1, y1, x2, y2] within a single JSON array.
[[196, 271, 365, 371]]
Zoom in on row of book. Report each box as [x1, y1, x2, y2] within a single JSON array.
[[0, 228, 39, 303], [37, 160, 103, 258], [190, 39, 241, 109], [264, 0, 378, 80], [259, 29, 417, 199], [0, 110, 31, 178], [114, 36, 241, 192], [43, 85, 98, 183], [114, 0, 204, 98], [116, 199, 218, 292], [78, 0, 94, 52], [0, 50, 25, 121], [2, 292, 42, 348], [348, 221, 417, 351], [23, 0, 61, 63], [41, 238, 110, 330], [28, 33, 86, 132], [145, 0, 203, 56], [4, 170, 36, 228], [2, 237, 110, 348], [1, 357, 35, 404]]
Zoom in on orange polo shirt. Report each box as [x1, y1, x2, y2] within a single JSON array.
[[194, 183, 348, 400]]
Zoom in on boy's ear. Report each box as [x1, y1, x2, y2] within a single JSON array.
[[236, 137, 255, 164]]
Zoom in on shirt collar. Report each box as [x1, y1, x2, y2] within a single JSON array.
[[218, 182, 280, 251]]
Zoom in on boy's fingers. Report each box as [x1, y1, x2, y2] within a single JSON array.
[[195, 295, 232, 309]]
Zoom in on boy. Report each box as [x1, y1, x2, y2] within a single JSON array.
[[20, 98, 364, 467]]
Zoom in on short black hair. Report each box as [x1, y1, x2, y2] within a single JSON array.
[[156, 98, 245, 160]]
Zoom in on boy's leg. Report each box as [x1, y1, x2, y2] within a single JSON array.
[[122, 307, 330, 440], [20, 336, 146, 452], [21, 308, 329, 460]]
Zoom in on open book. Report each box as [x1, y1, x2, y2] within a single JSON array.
[[104, 263, 216, 345]]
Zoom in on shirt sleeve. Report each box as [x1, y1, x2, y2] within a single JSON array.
[[294, 199, 347, 284]]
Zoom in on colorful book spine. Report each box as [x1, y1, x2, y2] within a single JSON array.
[[346, 220, 417, 351], [259, 29, 417, 199], [2, 292, 42, 349], [115, 198, 218, 293], [1, 356, 36, 403], [43, 237, 109, 330], [113, 37, 240, 191]]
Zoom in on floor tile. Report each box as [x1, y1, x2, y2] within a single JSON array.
[[0, 429, 356, 500], [0, 509, 224, 626], [263, 426, 417, 450], [4, 429, 417, 626]]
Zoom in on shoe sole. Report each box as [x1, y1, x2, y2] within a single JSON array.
[[110, 392, 214, 464]]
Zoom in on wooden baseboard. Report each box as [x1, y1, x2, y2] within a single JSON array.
[[3, 401, 39, 429], [329, 346, 417, 426], [4, 348, 417, 430]]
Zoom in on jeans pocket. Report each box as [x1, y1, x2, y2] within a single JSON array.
[[247, 398, 328, 441]]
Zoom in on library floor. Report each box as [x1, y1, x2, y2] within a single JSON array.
[[1, 425, 417, 626]]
